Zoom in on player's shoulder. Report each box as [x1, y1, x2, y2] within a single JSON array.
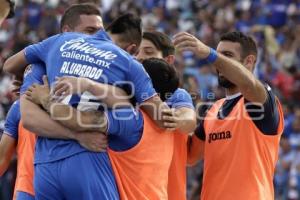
[[173, 88, 190, 95]]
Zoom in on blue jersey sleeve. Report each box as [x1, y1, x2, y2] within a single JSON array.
[[106, 108, 143, 136], [4, 101, 21, 140], [166, 88, 194, 109], [20, 64, 46, 94], [24, 34, 60, 64], [106, 108, 143, 151], [127, 60, 157, 103]]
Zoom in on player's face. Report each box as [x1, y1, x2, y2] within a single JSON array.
[[216, 41, 242, 88], [136, 39, 163, 62], [73, 14, 103, 35]]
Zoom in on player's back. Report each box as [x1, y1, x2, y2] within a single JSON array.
[[24, 29, 156, 170], [32, 30, 134, 86]]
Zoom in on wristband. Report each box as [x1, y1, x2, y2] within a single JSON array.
[[206, 48, 218, 64], [198, 48, 218, 66]]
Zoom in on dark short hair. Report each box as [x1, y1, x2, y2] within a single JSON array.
[[60, 4, 101, 31], [220, 31, 257, 59], [142, 31, 175, 57], [106, 13, 142, 46], [142, 58, 179, 101]]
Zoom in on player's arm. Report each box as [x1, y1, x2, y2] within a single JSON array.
[[175, 107, 197, 133], [128, 60, 171, 129], [20, 95, 75, 140], [0, 100, 19, 176], [162, 107, 196, 133], [20, 96, 107, 152], [139, 95, 170, 129], [187, 124, 205, 166], [173, 32, 267, 104], [25, 76, 108, 132], [2, 50, 28, 79], [53, 76, 131, 108], [3, 35, 58, 77], [0, 134, 16, 176], [162, 90, 196, 133]]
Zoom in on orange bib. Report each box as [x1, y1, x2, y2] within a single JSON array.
[[167, 132, 188, 200], [13, 122, 36, 199], [201, 97, 284, 200], [108, 111, 174, 200]]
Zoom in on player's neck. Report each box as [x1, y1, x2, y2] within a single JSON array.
[[225, 87, 240, 97]]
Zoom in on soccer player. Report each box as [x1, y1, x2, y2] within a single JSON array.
[[3, 8, 169, 200], [0, 4, 108, 200], [174, 31, 284, 200], [0, 0, 14, 26], [136, 31, 196, 200], [25, 58, 179, 200], [106, 13, 141, 55]]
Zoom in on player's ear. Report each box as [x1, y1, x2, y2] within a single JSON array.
[[125, 44, 138, 56], [243, 55, 256, 72], [61, 25, 72, 33], [164, 55, 175, 65]]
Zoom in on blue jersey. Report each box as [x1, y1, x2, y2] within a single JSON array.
[[23, 30, 156, 164], [4, 100, 21, 140]]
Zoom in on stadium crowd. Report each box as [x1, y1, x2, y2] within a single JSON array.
[[0, 0, 299, 199]]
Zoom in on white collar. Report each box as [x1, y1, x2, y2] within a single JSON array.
[[226, 92, 242, 100]]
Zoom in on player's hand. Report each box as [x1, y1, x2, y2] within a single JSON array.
[[25, 75, 50, 108], [173, 32, 210, 59], [75, 132, 108, 152], [53, 76, 91, 97], [162, 108, 179, 131]]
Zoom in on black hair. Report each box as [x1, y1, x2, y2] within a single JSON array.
[[142, 31, 175, 57], [106, 13, 142, 46], [220, 31, 257, 59], [60, 4, 101, 31], [142, 58, 179, 101]]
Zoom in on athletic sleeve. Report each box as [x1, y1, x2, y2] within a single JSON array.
[[106, 108, 143, 137], [24, 34, 59, 64], [245, 85, 280, 135], [127, 59, 157, 103], [166, 88, 194, 109], [4, 101, 21, 140], [20, 64, 46, 94]]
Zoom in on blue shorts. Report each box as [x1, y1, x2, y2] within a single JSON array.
[[16, 191, 35, 200], [34, 152, 119, 200]]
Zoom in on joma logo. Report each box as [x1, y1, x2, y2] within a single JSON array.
[[208, 131, 232, 143]]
